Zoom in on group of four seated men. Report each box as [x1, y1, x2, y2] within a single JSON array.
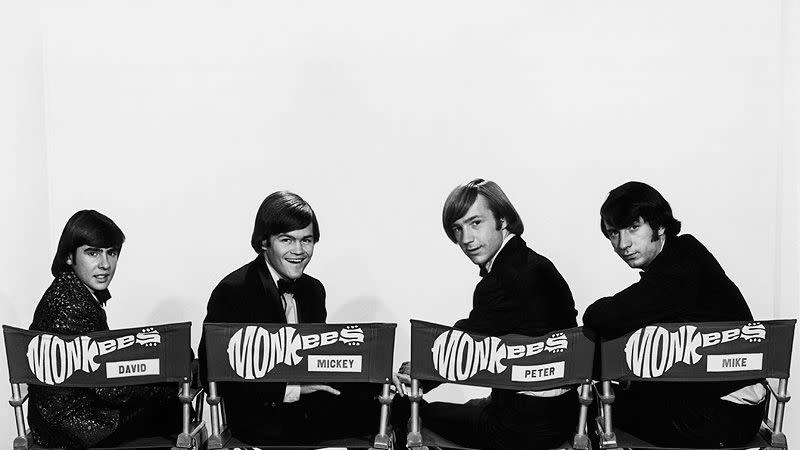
[[25, 178, 764, 450], [197, 179, 765, 450]]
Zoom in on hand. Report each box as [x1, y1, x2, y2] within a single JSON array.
[[299, 384, 341, 396], [391, 361, 412, 396]]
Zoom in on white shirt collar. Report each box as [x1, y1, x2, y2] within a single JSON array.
[[264, 255, 287, 285], [484, 233, 516, 274]]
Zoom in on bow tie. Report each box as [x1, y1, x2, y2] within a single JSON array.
[[95, 289, 112, 306], [277, 279, 297, 296]]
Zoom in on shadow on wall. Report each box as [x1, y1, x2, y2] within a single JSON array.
[[328, 295, 390, 323]]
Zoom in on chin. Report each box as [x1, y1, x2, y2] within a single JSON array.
[[284, 269, 305, 280], [468, 256, 487, 266]]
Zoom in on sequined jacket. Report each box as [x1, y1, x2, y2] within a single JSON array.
[[28, 271, 171, 449]]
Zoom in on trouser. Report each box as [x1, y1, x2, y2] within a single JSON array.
[[613, 384, 765, 448], [96, 396, 184, 447], [233, 382, 382, 445], [423, 389, 578, 450]]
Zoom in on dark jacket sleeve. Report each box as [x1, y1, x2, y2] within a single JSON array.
[[199, 280, 288, 407], [456, 256, 577, 336], [583, 258, 699, 339], [455, 273, 520, 335]]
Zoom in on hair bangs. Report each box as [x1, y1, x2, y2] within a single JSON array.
[[442, 183, 479, 243]]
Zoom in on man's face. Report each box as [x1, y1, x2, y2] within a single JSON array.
[[603, 217, 665, 270], [262, 223, 315, 280], [451, 194, 507, 267], [69, 245, 120, 292]]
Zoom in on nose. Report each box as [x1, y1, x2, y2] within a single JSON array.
[[98, 252, 110, 269], [617, 231, 632, 250], [459, 227, 474, 246], [291, 241, 305, 254]]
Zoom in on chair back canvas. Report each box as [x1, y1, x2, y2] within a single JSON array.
[[600, 319, 796, 383], [410, 320, 595, 391], [203, 322, 396, 384], [3, 322, 193, 387]]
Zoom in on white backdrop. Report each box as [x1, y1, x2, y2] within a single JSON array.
[[2, 0, 798, 443]]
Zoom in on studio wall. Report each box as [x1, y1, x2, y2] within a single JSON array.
[[2, 0, 798, 442]]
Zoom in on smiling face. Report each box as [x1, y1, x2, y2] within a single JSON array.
[[603, 217, 665, 270], [262, 223, 315, 280], [450, 194, 508, 267], [68, 245, 120, 292]]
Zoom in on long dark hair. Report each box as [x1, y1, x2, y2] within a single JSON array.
[[600, 181, 681, 239], [250, 191, 319, 253], [442, 179, 524, 243], [51, 210, 125, 276]]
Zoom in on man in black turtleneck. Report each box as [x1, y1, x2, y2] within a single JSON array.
[[583, 181, 765, 448]]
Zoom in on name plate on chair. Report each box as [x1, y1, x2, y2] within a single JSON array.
[[600, 319, 796, 381], [3, 322, 192, 387], [410, 320, 594, 391], [203, 322, 396, 384]]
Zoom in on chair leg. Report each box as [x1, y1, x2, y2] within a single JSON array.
[[10, 383, 29, 450], [760, 378, 789, 449], [371, 383, 394, 450], [573, 382, 593, 450], [597, 381, 617, 449], [406, 379, 428, 449], [206, 382, 226, 449], [175, 381, 209, 449]]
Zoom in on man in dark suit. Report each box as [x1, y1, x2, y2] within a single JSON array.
[[395, 179, 579, 450], [583, 181, 765, 447], [199, 191, 378, 444]]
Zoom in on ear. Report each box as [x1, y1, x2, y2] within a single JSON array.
[[500, 218, 507, 230], [657, 226, 666, 238], [66, 254, 74, 265], [260, 239, 270, 251]]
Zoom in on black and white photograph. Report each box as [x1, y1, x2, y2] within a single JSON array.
[[2, 1, 799, 449]]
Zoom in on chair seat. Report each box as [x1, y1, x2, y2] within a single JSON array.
[[418, 427, 575, 450], [220, 435, 377, 449], [612, 427, 770, 450], [28, 434, 178, 449]]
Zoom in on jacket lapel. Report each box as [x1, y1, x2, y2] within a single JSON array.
[[249, 256, 287, 324]]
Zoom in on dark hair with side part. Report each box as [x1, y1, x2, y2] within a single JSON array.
[[600, 181, 682, 240], [51, 210, 126, 277], [251, 191, 320, 253], [442, 178, 524, 243]]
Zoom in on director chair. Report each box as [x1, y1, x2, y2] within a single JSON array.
[[3, 322, 206, 450], [594, 319, 796, 450], [202, 322, 397, 450], [405, 320, 596, 450]]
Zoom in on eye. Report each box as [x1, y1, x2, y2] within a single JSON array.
[[87, 250, 99, 257], [629, 223, 639, 231], [301, 238, 313, 244], [471, 220, 481, 227], [279, 237, 292, 244], [108, 249, 119, 257], [606, 230, 619, 239]]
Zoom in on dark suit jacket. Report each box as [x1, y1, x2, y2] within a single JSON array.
[[455, 235, 577, 336], [452, 235, 578, 400], [199, 255, 326, 437], [583, 234, 753, 337], [29, 271, 174, 448], [583, 234, 755, 398]]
